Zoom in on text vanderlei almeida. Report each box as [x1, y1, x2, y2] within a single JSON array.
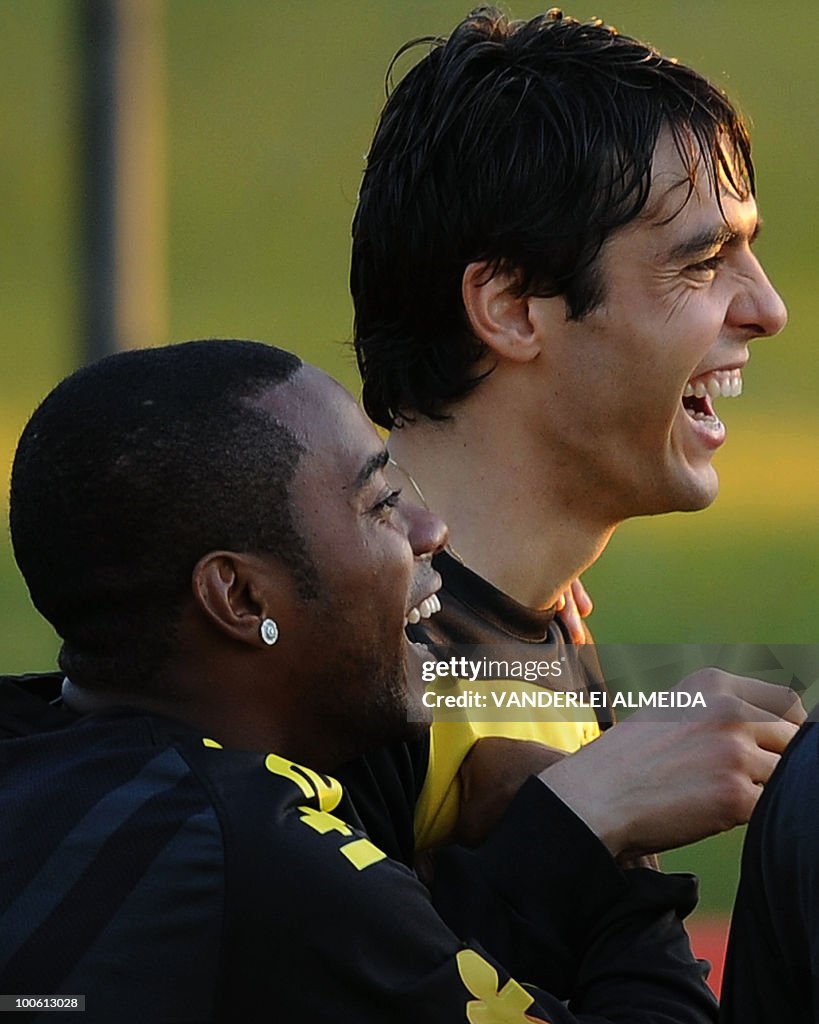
[[421, 656, 708, 710]]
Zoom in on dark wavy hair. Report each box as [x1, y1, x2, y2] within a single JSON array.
[[10, 339, 316, 693], [352, 6, 753, 427]]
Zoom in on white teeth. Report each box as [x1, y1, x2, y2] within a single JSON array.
[[684, 368, 743, 402], [689, 412, 723, 431], [405, 593, 441, 626]]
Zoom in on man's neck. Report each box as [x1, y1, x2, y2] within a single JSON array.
[[388, 409, 617, 609]]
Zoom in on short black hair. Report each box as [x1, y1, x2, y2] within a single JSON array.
[[352, 6, 754, 427], [10, 339, 314, 693]]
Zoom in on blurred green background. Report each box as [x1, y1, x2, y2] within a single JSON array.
[[1, 1, 816, 915]]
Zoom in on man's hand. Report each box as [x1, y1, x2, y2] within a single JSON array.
[[540, 669, 806, 859], [556, 578, 593, 644]]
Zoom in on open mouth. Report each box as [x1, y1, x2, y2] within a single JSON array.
[[681, 368, 742, 433]]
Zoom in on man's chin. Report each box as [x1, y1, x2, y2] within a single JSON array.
[[353, 689, 431, 756], [675, 464, 720, 513], [358, 652, 433, 751], [404, 639, 436, 727], [640, 459, 720, 516]]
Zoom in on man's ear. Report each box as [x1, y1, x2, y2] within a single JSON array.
[[462, 262, 541, 364], [192, 551, 287, 647]]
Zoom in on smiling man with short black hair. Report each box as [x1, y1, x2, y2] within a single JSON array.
[[352, 5, 789, 855]]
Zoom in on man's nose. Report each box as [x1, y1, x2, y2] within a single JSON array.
[[407, 504, 448, 558], [729, 257, 788, 339]]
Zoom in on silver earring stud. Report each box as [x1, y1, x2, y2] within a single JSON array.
[[260, 618, 279, 646]]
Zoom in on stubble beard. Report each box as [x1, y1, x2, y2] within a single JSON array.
[[313, 635, 429, 767]]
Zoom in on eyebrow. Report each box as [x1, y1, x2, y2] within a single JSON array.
[[665, 220, 762, 263], [354, 449, 389, 489]]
